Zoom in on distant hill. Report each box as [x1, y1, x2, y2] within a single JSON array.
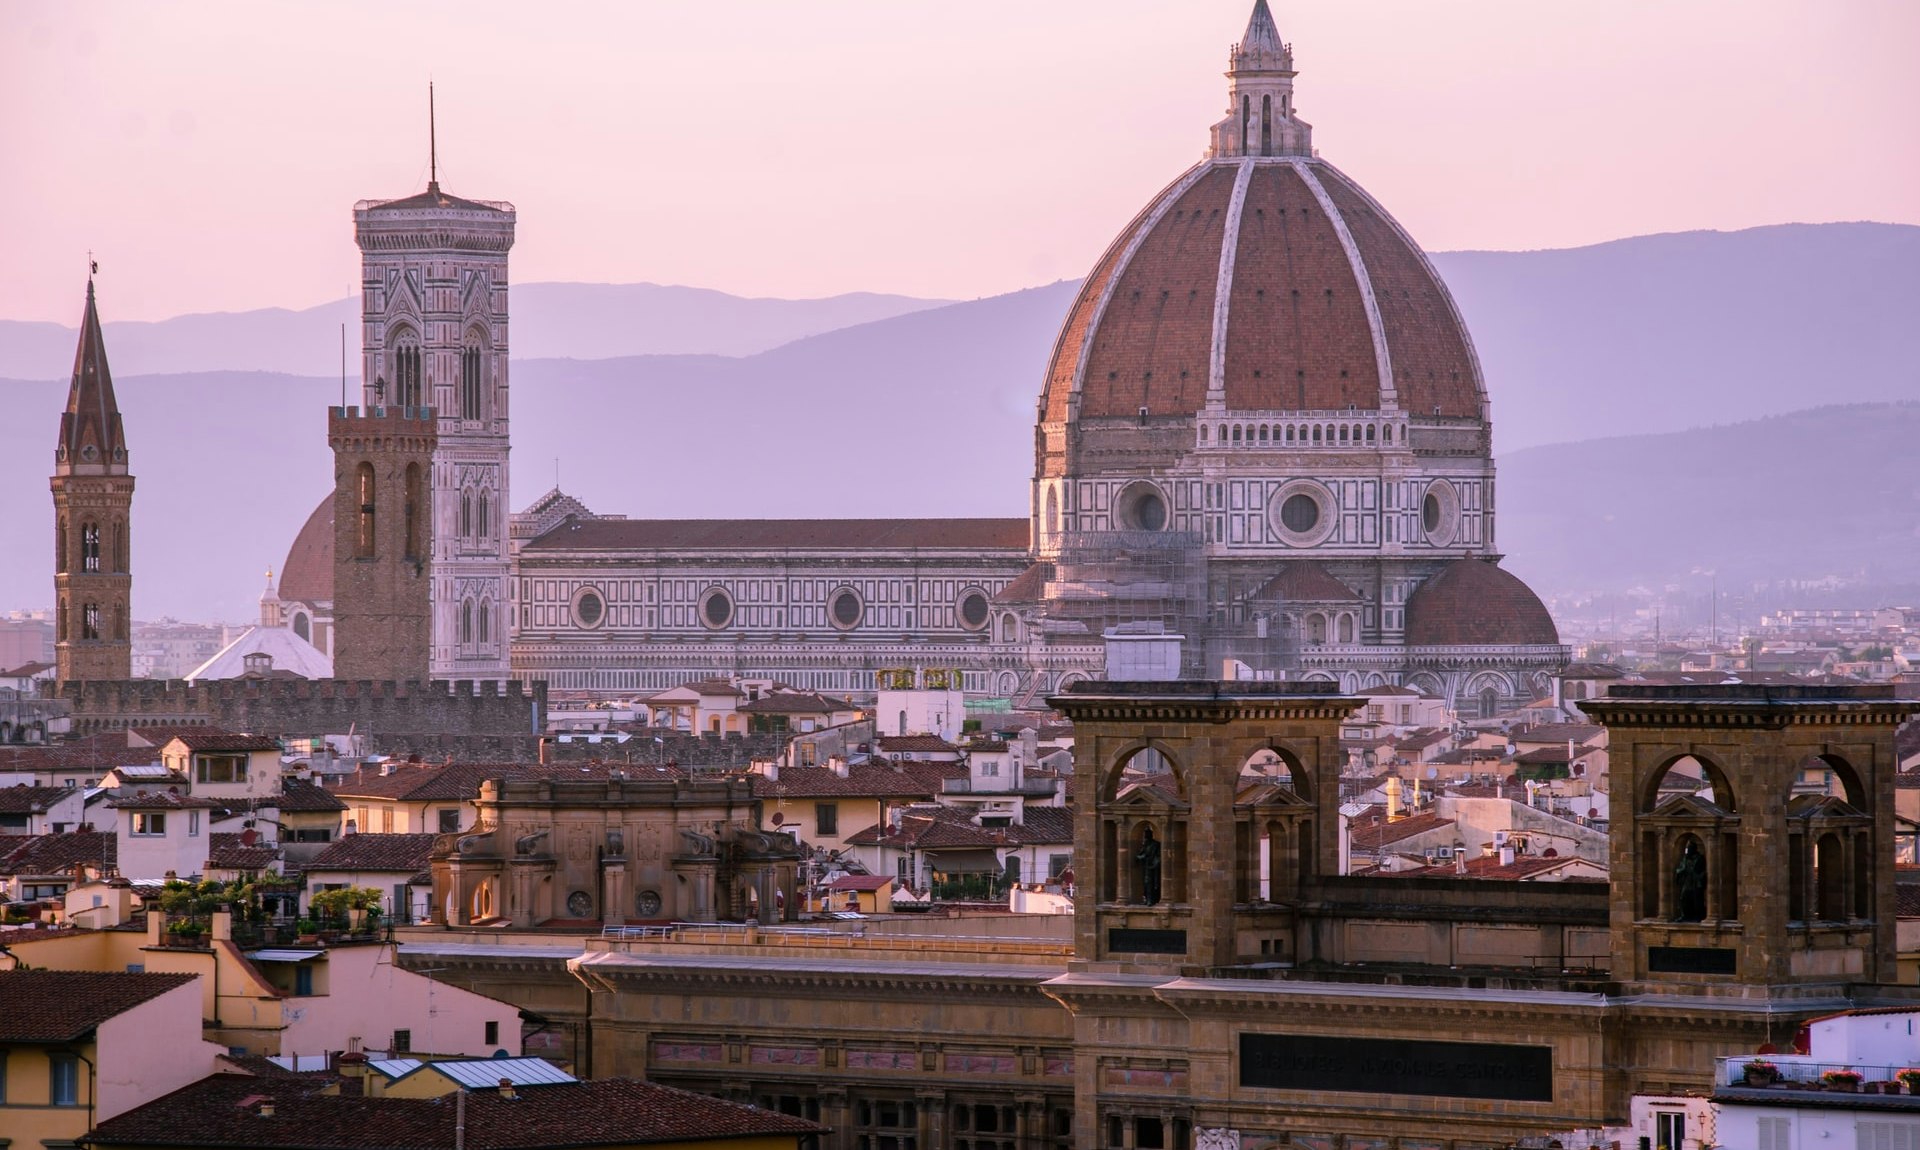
[[0, 283, 951, 379], [1497, 403, 1920, 598], [1433, 222, 1920, 452]]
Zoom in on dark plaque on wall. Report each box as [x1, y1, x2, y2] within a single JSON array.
[[1647, 945, 1736, 975], [1239, 1033, 1554, 1102], [1108, 928, 1187, 954]]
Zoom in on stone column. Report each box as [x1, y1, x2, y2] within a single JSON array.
[[603, 859, 627, 927]]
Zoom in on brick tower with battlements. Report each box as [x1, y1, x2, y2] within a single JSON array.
[[329, 404, 437, 681], [52, 277, 134, 683]]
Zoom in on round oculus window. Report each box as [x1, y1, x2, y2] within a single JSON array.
[[574, 590, 604, 628], [566, 890, 593, 918], [831, 589, 863, 629], [1267, 480, 1336, 547], [1116, 482, 1170, 532], [958, 590, 990, 630], [1280, 494, 1319, 534], [1421, 481, 1460, 546], [636, 889, 663, 918], [701, 589, 733, 629]]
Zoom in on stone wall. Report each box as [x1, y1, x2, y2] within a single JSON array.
[[56, 677, 544, 738]]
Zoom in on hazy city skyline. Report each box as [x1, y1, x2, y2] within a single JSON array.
[[3, 0, 1917, 324]]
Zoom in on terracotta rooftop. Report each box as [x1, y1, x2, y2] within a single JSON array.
[[755, 761, 961, 800], [331, 762, 660, 803], [276, 777, 348, 813], [0, 784, 79, 813], [1511, 723, 1604, 746], [206, 832, 279, 872], [106, 790, 226, 810], [307, 833, 438, 873], [737, 692, 856, 715], [1348, 811, 1456, 852], [0, 829, 116, 876], [164, 731, 283, 753], [1250, 562, 1362, 604], [991, 561, 1052, 605], [845, 804, 1074, 850], [526, 517, 1029, 554], [0, 970, 198, 1042], [875, 735, 960, 755], [83, 1071, 823, 1149]]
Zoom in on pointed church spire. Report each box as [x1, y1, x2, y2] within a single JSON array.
[[1240, 0, 1283, 55], [56, 275, 127, 474], [428, 81, 439, 193]]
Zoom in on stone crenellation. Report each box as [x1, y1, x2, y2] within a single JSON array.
[[55, 676, 544, 737]]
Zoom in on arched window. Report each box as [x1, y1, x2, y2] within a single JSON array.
[[1232, 425, 1242, 445], [461, 332, 484, 420], [293, 613, 311, 642], [1311, 426, 1322, 445], [461, 490, 473, 540], [1258, 425, 1269, 444], [81, 521, 100, 572], [478, 490, 490, 539], [57, 598, 67, 641], [390, 328, 423, 409], [1339, 426, 1349, 444], [1337, 615, 1355, 643], [1365, 425, 1376, 444], [112, 520, 127, 572], [355, 462, 376, 558], [1478, 687, 1500, 720], [1285, 426, 1295, 444], [56, 519, 68, 573], [1307, 614, 1327, 644], [1199, 425, 1209, 444], [460, 599, 474, 645], [82, 602, 100, 641], [478, 599, 491, 644], [404, 464, 423, 561], [1044, 487, 1059, 543], [1000, 613, 1018, 643]]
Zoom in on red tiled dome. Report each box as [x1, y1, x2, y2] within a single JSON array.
[[278, 495, 333, 604], [1041, 158, 1484, 425], [1405, 559, 1558, 648]]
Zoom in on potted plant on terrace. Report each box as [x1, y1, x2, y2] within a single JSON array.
[[1821, 1068, 1863, 1092], [1898, 1068, 1920, 1095], [296, 918, 319, 943], [1742, 1058, 1780, 1086]]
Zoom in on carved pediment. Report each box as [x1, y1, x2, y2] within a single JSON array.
[[1649, 793, 1733, 821], [1235, 780, 1310, 809], [1111, 780, 1189, 811], [1787, 793, 1867, 822]]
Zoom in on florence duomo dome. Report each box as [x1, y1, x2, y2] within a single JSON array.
[[1004, 0, 1567, 714]]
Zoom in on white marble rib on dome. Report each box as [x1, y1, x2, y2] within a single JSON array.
[[185, 625, 333, 683]]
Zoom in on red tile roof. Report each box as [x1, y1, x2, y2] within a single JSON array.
[[875, 735, 959, 755], [845, 804, 1074, 849], [165, 731, 283, 753], [307, 833, 438, 873], [827, 875, 893, 892], [0, 970, 198, 1042], [331, 762, 665, 803], [755, 761, 960, 800], [991, 561, 1052, 604], [83, 1071, 823, 1148], [207, 832, 279, 871], [107, 790, 226, 810], [0, 784, 79, 813], [737, 692, 856, 714], [276, 777, 348, 813], [1348, 811, 1456, 852], [1405, 557, 1558, 649], [1250, 562, 1362, 603], [525, 518, 1029, 553], [0, 830, 116, 875]]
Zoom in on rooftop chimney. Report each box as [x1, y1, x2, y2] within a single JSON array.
[[497, 1077, 517, 1100]]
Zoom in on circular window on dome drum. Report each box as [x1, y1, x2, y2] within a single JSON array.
[[1421, 480, 1460, 547], [1266, 480, 1336, 547], [700, 588, 734, 629], [957, 589, 990, 631], [572, 587, 606, 629], [1115, 481, 1170, 532], [830, 587, 864, 631]]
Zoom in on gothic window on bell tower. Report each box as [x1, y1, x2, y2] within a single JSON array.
[[461, 330, 484, 419], [112, 520, 127, 572], [82, 603, 100, 641], [56, 519, 68, 573], [460, 489, 473, 539], [391, 329, 423, 409], [82, 522, 100, 572]]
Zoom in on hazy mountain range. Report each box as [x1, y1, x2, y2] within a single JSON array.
[[1, 222, 1914, 622]]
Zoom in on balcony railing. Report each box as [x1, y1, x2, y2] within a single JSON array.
[[942, 777, 1059, 797], [1717, 1055, 1920, 1095]]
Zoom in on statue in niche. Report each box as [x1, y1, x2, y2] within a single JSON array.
[[1672, 839, 1708, 922], [605, 827, 625, 857], [1135, 825, 1163, 906]]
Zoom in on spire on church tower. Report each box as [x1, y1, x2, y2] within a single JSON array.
[[1209, 0, 1313, 159], [428, 81, 438, 194], [52, 274, 136, 683]]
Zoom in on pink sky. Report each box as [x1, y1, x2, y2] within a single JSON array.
[[2, 0, 1916, 324]]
